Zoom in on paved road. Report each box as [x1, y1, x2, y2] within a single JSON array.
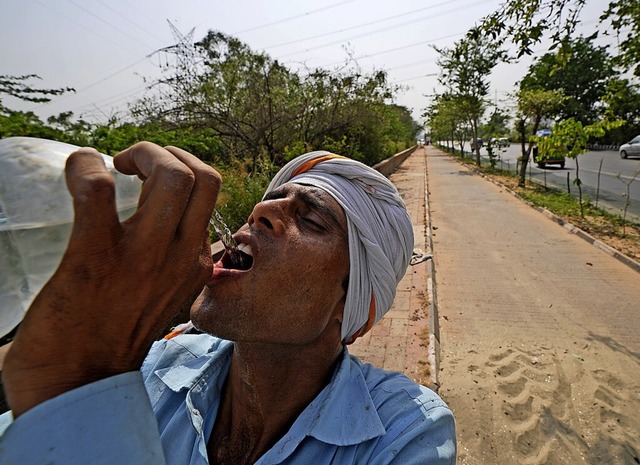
[[441, 142, 640, 222], [491, 144, 640, 222], [425, 146, 640, 464]]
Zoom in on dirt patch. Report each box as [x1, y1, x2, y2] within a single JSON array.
[[442, 341, 640, 464]]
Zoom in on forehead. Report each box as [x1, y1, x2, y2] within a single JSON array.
[[267, 182, 347, 229]]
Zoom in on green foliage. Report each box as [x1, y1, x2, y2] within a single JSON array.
[[536, 118, 625, 160], [485, 138, 499, 168], [519, 189, 588, 218], [535, 117, 625, 217], [601, 0, 640, 76], [130, 32, 415, 169], [433, 34, 508, 165], [479, 110, 511, 140], [0, 74, 73, 105], [473, 0, 639, 78], [519, 37, 615, 124], [0, 109, 59, 140], [46, 111, 92, 146], [514, 88, 567, 186], [425, 94, 471, 154], [600, 78, 640, 143], [283, 140, 312, 162], [214, 156, 277, 233], [471, 0, 585, 58], [91, 121, 221, 160]]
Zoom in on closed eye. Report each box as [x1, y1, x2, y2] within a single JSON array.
[[301, 215, 325, 231]]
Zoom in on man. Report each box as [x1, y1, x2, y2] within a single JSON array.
[[0, 142, 455, 464]]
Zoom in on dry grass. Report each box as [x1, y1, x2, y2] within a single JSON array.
[[482, 168, 640, 261]]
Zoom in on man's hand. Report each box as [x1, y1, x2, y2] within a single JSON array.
[[2, 142, 221, 417]]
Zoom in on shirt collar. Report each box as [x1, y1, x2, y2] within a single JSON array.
[[153, 339, 386, 452], [154, 338, 233, 393], [304, 347, 386, 445]]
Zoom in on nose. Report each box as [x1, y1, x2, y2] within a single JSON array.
[[247, 199, 288, 236]]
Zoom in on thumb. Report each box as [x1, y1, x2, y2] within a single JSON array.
[[65, 149, 121, 241]]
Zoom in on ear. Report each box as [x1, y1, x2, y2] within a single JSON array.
[[332, 299, 345, 324]]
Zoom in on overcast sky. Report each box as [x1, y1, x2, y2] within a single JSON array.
[[1, 0, 613, 125]]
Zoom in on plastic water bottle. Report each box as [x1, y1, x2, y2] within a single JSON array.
[[0, 137, 142, 337]]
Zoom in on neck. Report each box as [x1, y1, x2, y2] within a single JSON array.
[[208, 334, 343, 465]]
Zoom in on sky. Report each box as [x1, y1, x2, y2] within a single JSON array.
[[0, 0, 615, 126]]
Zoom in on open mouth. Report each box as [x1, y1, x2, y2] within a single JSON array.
[[220, 243, 254, 271]]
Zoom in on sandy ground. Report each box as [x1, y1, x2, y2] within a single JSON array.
[[426, 148, 640, 464]]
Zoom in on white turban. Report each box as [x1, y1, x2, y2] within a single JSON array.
[[265, 151, 414, 343]]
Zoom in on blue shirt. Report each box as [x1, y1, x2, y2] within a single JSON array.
[[0, 334, 456, 464]]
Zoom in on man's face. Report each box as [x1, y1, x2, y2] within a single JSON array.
[[191, 183, 350, 345]]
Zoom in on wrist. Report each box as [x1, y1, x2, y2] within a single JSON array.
[[2, 339, 139, 417]]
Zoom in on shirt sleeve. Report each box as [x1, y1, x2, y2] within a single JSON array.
[[0, 372, 167, 465], [368, 392, 457, 465], [385, 403, 457, 465]]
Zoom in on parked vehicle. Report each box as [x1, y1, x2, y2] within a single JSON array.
[[619, 135, 640, 159], [490, 137, 509, 149], [533, 129, 565, 169], [470, 138, 483, 150]]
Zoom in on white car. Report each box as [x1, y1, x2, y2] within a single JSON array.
[[619, 135, 640, 159]]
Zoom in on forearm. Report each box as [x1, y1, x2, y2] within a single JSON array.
[[2, 143, 220, 417], [0, 372, 167, 465]]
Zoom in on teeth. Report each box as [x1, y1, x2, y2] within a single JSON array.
[[237, 243, 253, 256]]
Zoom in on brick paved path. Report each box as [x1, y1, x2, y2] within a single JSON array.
[[349, 147, 434, 387]]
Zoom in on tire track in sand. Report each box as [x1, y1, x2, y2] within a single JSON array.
[[476, 344, 640, 464]]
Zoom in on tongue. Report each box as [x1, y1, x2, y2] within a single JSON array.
[[226, 248, 252, 270]]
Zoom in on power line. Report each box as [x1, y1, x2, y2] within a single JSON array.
[[33, 0, 140, 58], [317, 32, 462, 69], [72, 82, 151, 113], [34, 52, 161, 109], [395, 73, 439, 84], [233, 0, 357, 35], [95, 0, 169, 44], [66, 0, 157, 51], [387, 58, 438, 72], [263, 0, 470, 50], [271, 0, 496, 59]]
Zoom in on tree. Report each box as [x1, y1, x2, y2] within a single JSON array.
[[425, 94, 470, 154], [0, 109, 59, 140], [600, 78, 640, 144], [515, 88, 566, 187], [601, 0, 640, 76], [536, 118, 625, 216], [133, 31, 414, 168], [519, 36, 615, 124], [479, 109, 511, 140], [434, 35, 508, 165], [0, 74, 75, 140], [132, 31, 302, 167], [471, 0, 640, 76], [0, 75, 73, 106], [46, 112, 93, 146]]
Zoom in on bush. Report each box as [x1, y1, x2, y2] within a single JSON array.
[[213, 155, 276, 235]]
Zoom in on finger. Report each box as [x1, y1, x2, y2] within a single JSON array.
[[65, 149, 120, 244], [113, 142, 196, 243], [163, 146, 221, 245]]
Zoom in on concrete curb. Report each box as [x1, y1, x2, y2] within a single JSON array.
[[422, 151, 441, 393], [373, 145, 418, 176], [375, 146, 442, 391], [463, 163, 640, 275]]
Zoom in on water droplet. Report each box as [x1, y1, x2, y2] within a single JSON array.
[[209, 210, 246, 269]]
